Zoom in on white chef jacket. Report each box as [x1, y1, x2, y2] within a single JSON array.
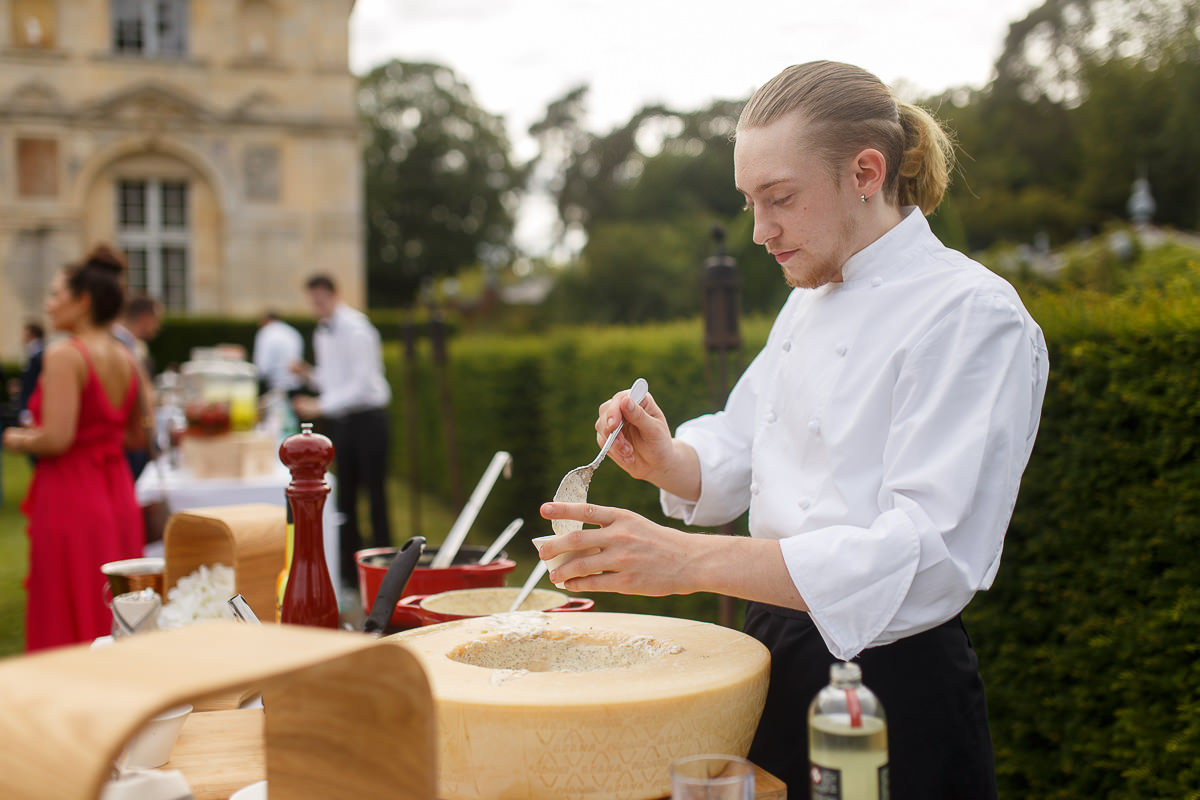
[[662, 207, 1049, 661], [310, 303, 392, 418], [253, 319, 304, 392]]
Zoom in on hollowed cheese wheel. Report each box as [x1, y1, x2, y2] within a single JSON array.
[[393, 611, 770, 800]]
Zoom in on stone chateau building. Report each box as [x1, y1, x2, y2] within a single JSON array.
[[0, 0, 362, 360]]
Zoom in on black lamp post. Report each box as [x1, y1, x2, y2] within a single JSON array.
[[702, 226, 741, 409], [701, 225, 742, 627]]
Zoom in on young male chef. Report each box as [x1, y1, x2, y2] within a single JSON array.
[[538, 60, 1048, 800]]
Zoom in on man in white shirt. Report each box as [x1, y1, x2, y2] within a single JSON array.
[[538, 61, 1048, 799], [112, 293, 162, 480], [292, 274, 393, 590], [252, 310, 303, 394]]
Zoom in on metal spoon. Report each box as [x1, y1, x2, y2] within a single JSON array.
[[478, 518, 524, 565], [550, 378, 648, 533], [507, 560, 548, 612]]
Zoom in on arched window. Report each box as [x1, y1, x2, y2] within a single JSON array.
[[117, 179, 191, 310]]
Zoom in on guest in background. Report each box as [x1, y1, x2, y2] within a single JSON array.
[[112, 293, 163, 377], [252, 310, 304, 394], [291, 274, 393, 590], [18, 321, 45, 423], [2, 244, 147, 651], [253, 310, 305, 439], [113, 293, 162, 479]]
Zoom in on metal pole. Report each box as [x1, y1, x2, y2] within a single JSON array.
[[402, 319, 421, 538], [430, 312, 463, 508], [700, 225, 742, 629]]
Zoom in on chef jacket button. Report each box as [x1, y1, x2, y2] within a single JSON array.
[[798, 497, 811, 510], [750, 482, 760, 496], [870, 276, 883, 287], [808, 419, 821, 435], [782, 339, 792, 352], [835, 344, 848, 357], [766, 412, 777, 424]]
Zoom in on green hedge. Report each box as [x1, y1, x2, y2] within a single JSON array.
[[968, 285, 1200, 799], [392, 287, 1200, 799], [384, 317, 774, 624]]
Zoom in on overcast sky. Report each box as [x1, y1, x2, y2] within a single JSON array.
[[350, 0, 1043, 151], [347, 0, 1045, 254]]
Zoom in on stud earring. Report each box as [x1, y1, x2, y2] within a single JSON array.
[[860, 194, 868, 203]]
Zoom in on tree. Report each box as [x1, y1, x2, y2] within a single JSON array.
[[994, 0, 1199, 105], [358, 60, 525, 308]]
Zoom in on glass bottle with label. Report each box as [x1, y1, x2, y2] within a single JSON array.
[[808, 661, 889, 800]]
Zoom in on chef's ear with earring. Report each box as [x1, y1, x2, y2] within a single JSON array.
[[854, 147, 886, 206]]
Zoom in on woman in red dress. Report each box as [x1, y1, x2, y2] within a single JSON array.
[[2, 245, 148, 651]]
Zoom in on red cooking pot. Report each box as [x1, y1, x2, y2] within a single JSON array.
[[356, 544, 518, 628], [391, 587, 595, 629]]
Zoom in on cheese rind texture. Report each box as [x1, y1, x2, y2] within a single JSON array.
[[393, 612, 770, 800]]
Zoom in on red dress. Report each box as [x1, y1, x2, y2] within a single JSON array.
[[22, 339, 144, 651]]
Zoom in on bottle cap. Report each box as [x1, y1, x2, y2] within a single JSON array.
[[830, 660, 862, 685]]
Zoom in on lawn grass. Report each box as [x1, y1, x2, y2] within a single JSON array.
[[0, 452, 32, 657]]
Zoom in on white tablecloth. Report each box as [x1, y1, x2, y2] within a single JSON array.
[[135, 458, 342, 592]]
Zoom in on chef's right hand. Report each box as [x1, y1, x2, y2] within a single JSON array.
[[596, 388, 695, 496]]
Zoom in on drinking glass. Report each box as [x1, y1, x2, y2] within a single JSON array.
[[670, 754, 755, 800]]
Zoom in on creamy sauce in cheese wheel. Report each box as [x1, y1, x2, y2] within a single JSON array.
[[449, 629, 680, 672]]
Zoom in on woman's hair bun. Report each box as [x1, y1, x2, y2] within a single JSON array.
[[85, 244, 127, 276]]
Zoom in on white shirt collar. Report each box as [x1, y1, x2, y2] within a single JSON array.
[[839, 206, 926, 286]]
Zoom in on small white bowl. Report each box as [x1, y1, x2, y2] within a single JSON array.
[[121, 703, 193, 769], [230, 780, 268, 800], [532, 535, 600, 589]]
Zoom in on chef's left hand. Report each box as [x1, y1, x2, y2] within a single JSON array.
[[537, 501, 696, 596]]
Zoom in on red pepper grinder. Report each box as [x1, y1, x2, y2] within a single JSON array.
[[278, 422, 339, 628]]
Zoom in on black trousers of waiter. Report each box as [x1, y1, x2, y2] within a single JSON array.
[[330, 407, 392, 588], [745, 602, 998, 800]]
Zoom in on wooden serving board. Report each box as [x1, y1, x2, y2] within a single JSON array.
[[171, 709, 787, 800], [0, 622, 435, 800]]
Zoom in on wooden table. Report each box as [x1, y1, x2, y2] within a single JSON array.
[[171, 709, 787, 799]]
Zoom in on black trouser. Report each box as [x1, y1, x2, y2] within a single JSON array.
[[330, 407, 392, 587], [745, 602, 997, 800]]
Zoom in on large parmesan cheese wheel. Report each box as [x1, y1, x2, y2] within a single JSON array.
[[392, 611, 770, 800]]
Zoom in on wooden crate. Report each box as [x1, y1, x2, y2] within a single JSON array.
[[181, 432, 278, 479], [0, 622, 436, 800], [164, 503, 286, 624]]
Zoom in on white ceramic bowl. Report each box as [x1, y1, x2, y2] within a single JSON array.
[[121, 704, 193, 769], [230, 780, 267, 800]]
